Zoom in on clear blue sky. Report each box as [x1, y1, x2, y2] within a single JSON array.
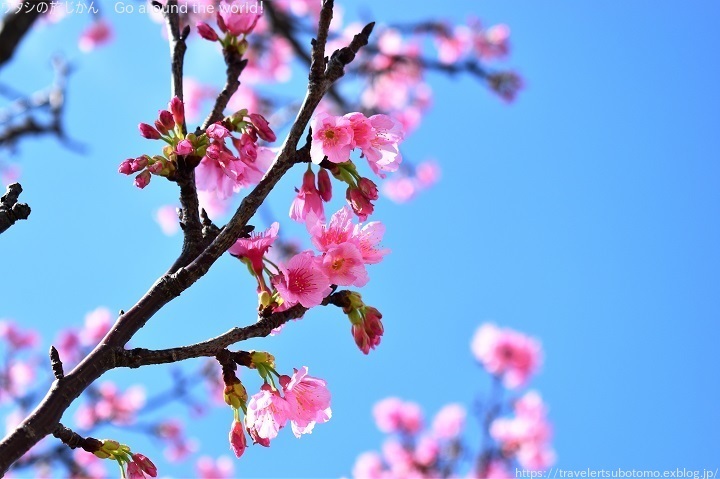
[[1, 0, 719, 477]]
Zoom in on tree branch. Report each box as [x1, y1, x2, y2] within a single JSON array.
[[0, 8, 374, 475], [0, 0, 48, 68], [119, 290, 350, 368], [0, 182, 30, 235]]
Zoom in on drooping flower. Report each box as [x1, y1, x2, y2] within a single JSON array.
[[248, 113, 277, 142], [361, 114, 404, 178], [289, 169, 325, 223], [281, 367, 332, 438], [228, 222, 279, 275], [272, 251, 332, 308], [131, 454, 157, 478], [310, 112, 354, 164], [245, 384, 291, 441]]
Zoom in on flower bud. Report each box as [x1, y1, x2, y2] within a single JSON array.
[[249, 113, 276, 142], [223, 381, 248, 410], [229, 420, 247, 458], [317, 168, 332, 202], [158, 109, 175, 131], [358, 177, 379, 201], [250, 351, 276, 369], [118, 159, 134, 175], [175, 139, 194, 155], [346, 186, 374, 220], [132, 156, 149, 171], [138, 123, 161, 140], [197, 22, 219, 41], [169, 96, 185, 126], [134, 170, 151, 189], [131, 454, 158, 478]]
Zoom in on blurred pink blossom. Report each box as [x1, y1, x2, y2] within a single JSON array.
[[471, 323, 542, 388], [78, 19, 113, 53], [155, 205, 180, 236]]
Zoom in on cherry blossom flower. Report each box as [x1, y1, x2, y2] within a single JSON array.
[[245, 384, 291, 441], [471, 323, 542, 388], [78, 19, 113, 53], [281, 367, 332, 438], [431, 403, 466, 439], [318, 242, 369, 287], [310, 112, 354, 164], [219, 0, 262, 36], [155, 205, 180, 236], [289, 169, 325, 223], [196, 456, 234, 479], [272, 251, 332, 308], [228, 222, 279, 275], [372, 398, 423, 434]]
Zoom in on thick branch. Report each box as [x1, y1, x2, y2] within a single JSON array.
[[0, 0, 48, 67], [0, 182, 30, 235], [0, 11, 373, 475]]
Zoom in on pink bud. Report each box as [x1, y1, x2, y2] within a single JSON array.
[[118, 159, 134, 175], [169, 96, 185, 126], [158, 110, 175, 131], [358, 177, 379, 200], [302, 169, 317, 191], [134, 170, 151, 189], [249, 113, 277, 142], [197, 22, 219, 41], [346, 186, 374, 220], [317, 168, 332, 202], [154, 119, 168, 135], [229, 421, 247, 458], [131, 454, 158, 478], [132, 156, 149, 171], [138, 123, 161, 140], [175, 139, 194, 155], [127, 462, 145, 479], [148, 161, 163, 174], [206, 122, 230, 140]]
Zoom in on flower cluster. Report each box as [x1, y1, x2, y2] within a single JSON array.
[[471, 323, 542, 389], [118, 97, 276, 197], [222, 358, 331, 458], [92, 440, 157, 479], [350, 323, 554, 478]]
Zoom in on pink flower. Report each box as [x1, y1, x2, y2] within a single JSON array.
[[414, 435, 440, 466], [473, 23, 511, 60], [80, 307, 113, 346], [176, 139, 194, 155], [344, 112, 374, 150], [372, 398, 422, 434], [272, 251, 332, 308], [362, 114, 404, 178], [415, 160, 441, 188], [382, 177, 416, 203], [307, 206, 389, 265], [432, 403, 466, 439], [245, 384, 291, 441], [352, 451, 385, 479], [78, 19, 113, 52], [196, 143, 246, 199], [310, 113, 354, 164], [281, 367, 332, 437], [155, 205, 180, 236], [206, 122, 230, 140], [0, 320, 38, 350], [219, 0, 262, 36], [196, 456, 234, 479], [471, 323, 542, 388], [127, 462, 145, 479], [289, 169, 325, 223], [435, 25, 472, 64], [228, 222, 279, 275], [319, 242, 368, 287], [228, 420, 246, 458]]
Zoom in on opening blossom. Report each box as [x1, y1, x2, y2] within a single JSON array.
[[310, 112, 354, 164], [228, 222, 279, 275], [289, 169, 325, 223], [280, 367, 332, 438], [245, 384, 291, 442]]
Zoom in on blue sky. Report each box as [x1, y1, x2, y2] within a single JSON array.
[[1, 0, 719, 477]]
